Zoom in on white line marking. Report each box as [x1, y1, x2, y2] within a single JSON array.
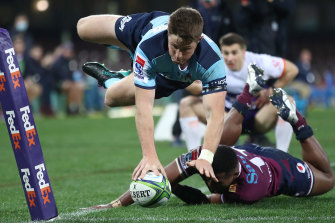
[[52, 215, 335, 222]]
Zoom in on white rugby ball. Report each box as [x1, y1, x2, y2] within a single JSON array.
[[130, 172, 171, 207]]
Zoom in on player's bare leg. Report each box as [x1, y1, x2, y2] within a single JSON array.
[[179, 96, 207, 151], [220, 108, 244, 145], [104, 73, 136, 106], [179, 95, 206, 123], [77, 15, 128, 50], [185, 80, 202, 96], [254, 103, 278, 133], [270, 88, 334, 196]]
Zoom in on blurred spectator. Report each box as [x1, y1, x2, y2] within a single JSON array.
[[12, 35, 26, 73], [191, 0, 235, 45], [286, 48, 315, 114], [40, 52, 56, 117], [84, 76, 104, 115], [24, 44, 44, 107], [322, 70, 334, 108], [235, 0, 294, 57], [10, 14, 34, 55], [51, 42, 85, 115]]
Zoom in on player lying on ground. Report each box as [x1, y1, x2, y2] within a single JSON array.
[[179, 33, 298, 152], [77, 7, 227, 181], [83, 64, 334, 209]]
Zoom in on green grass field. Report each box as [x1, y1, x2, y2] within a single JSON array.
[[1, 108, 335, 223]]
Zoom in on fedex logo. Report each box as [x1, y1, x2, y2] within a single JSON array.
[[21, 168, 36, 207], [6, 110, 21, 150], [5, 48, 21, 89], [0, 72, 6, 93], [35, 163, 51, 205], [20, 106, 36, 147]]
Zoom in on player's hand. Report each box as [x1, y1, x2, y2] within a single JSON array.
[[254, 88, 272, 108], [80, 199, 122, 210], [132, 156, 166, 180], [187, 159, 218, 182]]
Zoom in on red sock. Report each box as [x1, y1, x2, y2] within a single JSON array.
[[236, 84, 254, 106], [293, 111, 308, 132]]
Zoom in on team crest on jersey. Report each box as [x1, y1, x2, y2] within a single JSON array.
[[296, 163, 306, 173], [229, 184, 237, 193], [135, 56, 145, 76]]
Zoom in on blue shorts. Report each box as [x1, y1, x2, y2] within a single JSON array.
[[239, 145, 315, 197], [155, 75, 191, 99], [241, 109, 258, 134], [115, 12, 169, 54]]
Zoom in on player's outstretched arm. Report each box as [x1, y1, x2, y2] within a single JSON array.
[[188, 91, 226, 182], [270, 88, 335, 196], [132, 87, 166, 180]]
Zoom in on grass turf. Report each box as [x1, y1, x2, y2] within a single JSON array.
[[0, 107, 334, 222]]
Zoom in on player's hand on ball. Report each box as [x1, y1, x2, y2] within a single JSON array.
[[132, 156, 166, 180], [187, 159, 218, 182]]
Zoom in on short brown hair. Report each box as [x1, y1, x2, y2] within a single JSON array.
[[219, 33, 247, 50], [168, 7, 203, 44]]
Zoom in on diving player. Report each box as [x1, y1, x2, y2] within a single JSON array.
[[77, 7, 227, 181]]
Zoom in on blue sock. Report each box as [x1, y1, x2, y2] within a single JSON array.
[[104, 78, 120, 88]]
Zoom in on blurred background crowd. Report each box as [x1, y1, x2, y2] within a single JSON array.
[[1, 0, 335, 118]]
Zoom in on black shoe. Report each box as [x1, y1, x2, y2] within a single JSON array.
[[270, 88, 298, 124], [82, 62, 131, 88]]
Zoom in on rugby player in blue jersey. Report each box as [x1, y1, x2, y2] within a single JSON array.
[[83, 64, 333, 209], [77, 8, 227, 181]]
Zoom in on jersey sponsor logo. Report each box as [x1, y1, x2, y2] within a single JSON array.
[[5, 48, 21, 89], [296, 163, 306, 173], [20, 106, 36, 147], [6, 110, 22, 150], [237, 154, 258, 184], [119, 16, 132, 32], [35, 163, 51, 205], [228, 184, 237, 193], [0, 71, 6, 93], [134, 56, 145, 77], [202, 77, 227, 94], [21, 168, 36, 208]]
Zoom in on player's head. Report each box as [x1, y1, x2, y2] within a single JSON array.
[[168, 7, 203, 67], [211, 145, 239, 190], [219, 32, 247, 71]]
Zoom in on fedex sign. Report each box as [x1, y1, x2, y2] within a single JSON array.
[[5, 48, 21, 89]]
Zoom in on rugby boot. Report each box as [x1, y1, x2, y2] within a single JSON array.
[[82, 62, 131, 87], [270, 88, 298, 124], [247, 63, 266, 95]]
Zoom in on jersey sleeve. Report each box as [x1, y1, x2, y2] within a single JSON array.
[[201, 60, 227, 95], [256, 54, 285, 80], [133, 49, 156, 89]]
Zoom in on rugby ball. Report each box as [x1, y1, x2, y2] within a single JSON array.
[[130, 172, 171, 207]]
